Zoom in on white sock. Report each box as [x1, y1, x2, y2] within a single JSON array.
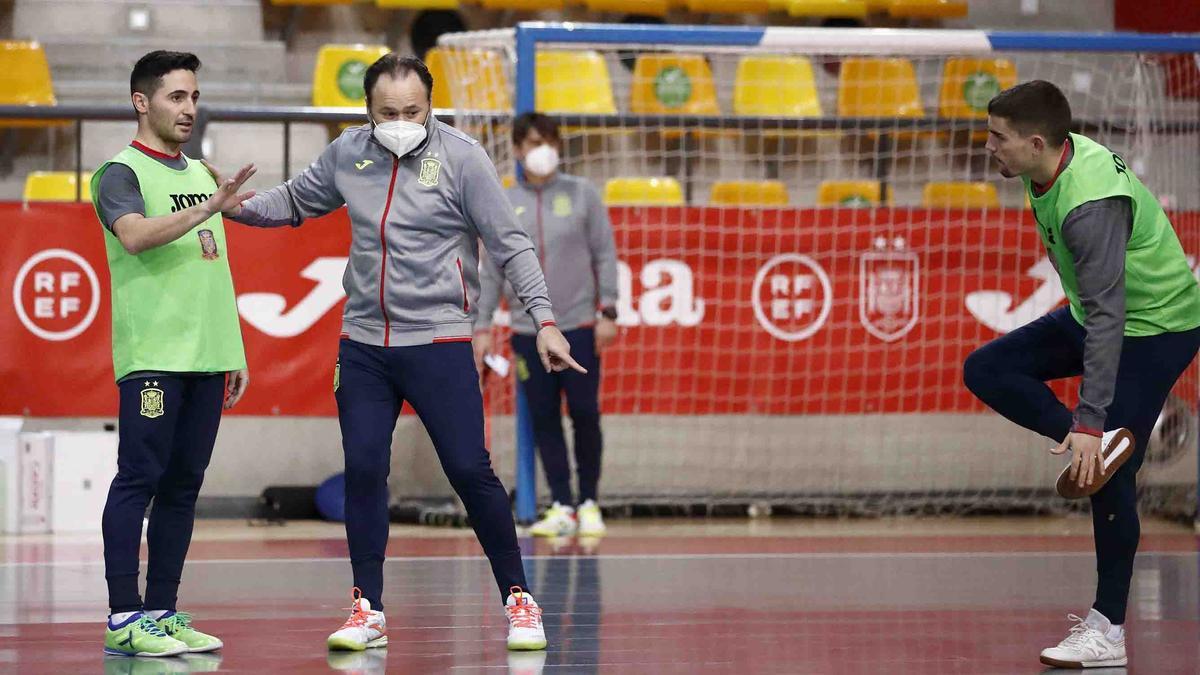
[[1106, 624, 1125, 642], [108, 611, 140, 625], [145, 609, 171, 620]]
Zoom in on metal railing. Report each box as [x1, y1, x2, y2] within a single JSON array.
[[2, 104, 1194, 202]]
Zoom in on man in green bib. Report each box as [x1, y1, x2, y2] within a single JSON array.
[[964, 80, 1200, 668], [91, 51, 256, 658]]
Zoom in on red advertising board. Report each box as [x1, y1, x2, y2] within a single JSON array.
[[3, 203, 1196, 417]]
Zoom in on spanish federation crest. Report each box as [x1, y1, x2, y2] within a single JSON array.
[[418, 158, 441, 187], [859, 244, 920, 342], [140, 386, 165, 419]]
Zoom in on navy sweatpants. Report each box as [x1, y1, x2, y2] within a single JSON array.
[[963, 307, 1200, 624], [335, 338, 528, 609], [103, 374, 225, 614], [511, 327, 603, 507]]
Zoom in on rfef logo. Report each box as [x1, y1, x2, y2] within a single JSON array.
[[12, 248, 100, 341], [751, 254, 832, 342]]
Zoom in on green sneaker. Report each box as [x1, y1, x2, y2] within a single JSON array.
[[104, 614, 188, 657], [154, 611, 223, 653]]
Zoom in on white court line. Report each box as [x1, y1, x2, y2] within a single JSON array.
[[0, 550, 1194, 569]]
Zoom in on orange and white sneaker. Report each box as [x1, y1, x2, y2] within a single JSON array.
[[505, 586, 547, 651], [327, 588, 388, 651]]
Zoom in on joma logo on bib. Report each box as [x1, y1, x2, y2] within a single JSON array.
[[169, 193, 213, 213]]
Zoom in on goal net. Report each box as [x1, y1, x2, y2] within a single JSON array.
[[431, 25, 1200, 519]]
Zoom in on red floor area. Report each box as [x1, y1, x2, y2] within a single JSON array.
[[2, 527, 1198, 673]]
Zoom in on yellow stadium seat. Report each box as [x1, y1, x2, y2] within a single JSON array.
[[312, 44, 391, 108], [734, 55, 821, 118], [888, 0, 967, 18], [788, 0, 868, 18], [710, 180, 789, 206], [922, 181, 999, 208], [23, 171, 93, 203], [768, 0, 790, 10], [479, 0, 564, 8], [536, 51, 616, 114], [686, 0, 770, 11], [423, 47, 454, 109], [0, 41, 60, 128], [377, 0, 459, 7], [817, 180, 882, 207], [585, 0, 669, 14], [939, 58, 1017, 119], [837, 57, 923, 118], [424, 48, 511, 111], [604, 177, 684, 206], [631, 54, 719, 116], [864, 0, 893, 10]]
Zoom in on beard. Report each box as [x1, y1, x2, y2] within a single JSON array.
[[153, 116, 191, 145]]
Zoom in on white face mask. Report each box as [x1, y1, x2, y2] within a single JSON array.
[[372, 118, 427, 157], [523, 144, 560, 177]]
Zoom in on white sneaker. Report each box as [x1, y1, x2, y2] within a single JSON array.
[[1039, 610, 1127, 668], [505, 587, 547, 651], [576, 499, 606, 537], [327, 589, 388, 651], [527, 502, 577, 537]]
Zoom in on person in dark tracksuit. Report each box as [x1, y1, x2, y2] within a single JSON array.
[[963, 81, 1200, 669], [473, 113, 619, 539], [222, 55, 583, 652]]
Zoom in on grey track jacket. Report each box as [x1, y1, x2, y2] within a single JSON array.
[[231, 114, 556, 346], [475, 173, 619, 336]]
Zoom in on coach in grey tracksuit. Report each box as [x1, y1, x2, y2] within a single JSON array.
[[474, 113, 619, 513], [221, 56, 582, 637]]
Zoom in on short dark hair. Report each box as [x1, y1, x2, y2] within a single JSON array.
[[364, 54, 434, 105], [987, 80, 1072, 146], [131, 50, 201, 98], [512, 112, 561, 146]]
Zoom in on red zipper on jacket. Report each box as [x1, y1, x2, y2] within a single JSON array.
[[456, 257, 469, 312], [377, 157, 400, 346]]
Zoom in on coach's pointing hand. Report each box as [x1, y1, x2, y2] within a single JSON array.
[[536, 325, 587, 374]]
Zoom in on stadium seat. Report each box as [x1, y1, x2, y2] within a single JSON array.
[[817, 180, 882, 207], [23, 171, 93, 203], [0, 41, 59, 128], [887, 0, 967, 18], [788, 0, 868, 18], [312, 44, 391, 108], [939, 58, 1016, 119], [631, 54, 720, 117], [422, 47, 455, 109], [685, 0, 770, 11], [686, 0, 768, 10], [423, 47, 511, 111], [603, 177, 684, 206], [734, 55, 822, 118], [536, 51, 616, 114], [479, 0, 565, 8], [270, 0, 353, 5], [837, 57, 924, 118], [709, 180, 789, 206], [377, 0, 459, 7], [585, 0, 670, 14], [922, 181, 998, 208]]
